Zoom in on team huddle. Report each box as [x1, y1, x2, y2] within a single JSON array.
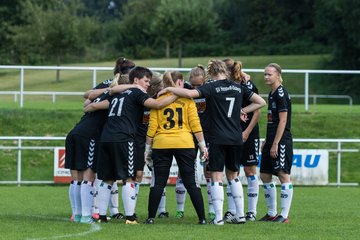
[[65, 57, 294, 225]]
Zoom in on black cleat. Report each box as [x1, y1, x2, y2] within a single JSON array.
[[258, 214, 277, 221], [158, 211, 169, 218], [144, 218, 155, 224], [246, 212, 256, 221], [198, 219, 207, 225], [272, 215, 289, 223], [111, 213, 125, 220]]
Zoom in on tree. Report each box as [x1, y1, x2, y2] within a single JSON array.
[[151, 0, 218, 67], [313, 0, 360, 102]]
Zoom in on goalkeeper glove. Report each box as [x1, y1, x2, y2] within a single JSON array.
[[198, 141, 208, 162], [144, 144, 153, 168]]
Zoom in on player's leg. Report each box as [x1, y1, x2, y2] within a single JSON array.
[[175, 148, 206, 224], [175, 175, 186, 218], [273, 138, 293, 223], [146, 149, 172, 223]]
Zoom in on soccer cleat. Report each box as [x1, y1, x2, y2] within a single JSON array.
[[223, 211, 235, 221], [73, 214, 81, 223], [246, 212, 256, 221], [158, 211, 169, 218], [111, 213, 125, 220], [125, 215, 138, 224], [144, 218, 155, 224], [258, 214, 277, 221], [80, 216, 96, 224], [125, 219, 139, 225], [92, 213, 100, 220], [198, 219, 207, 225], [209, 218, 224, 225], [208, 212, 216, 220], [272, 215, 289, 223], [97, 215, 108, 223], [225, 215, 246, 224], [175, 210, 184, 218]]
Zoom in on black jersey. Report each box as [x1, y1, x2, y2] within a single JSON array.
[[70, 81, 113, 138], [240, 80, 259, 129], [266, 85, 292, 140], [101, 88, 150, 142], [197, 79, 253, 145], [136, 107, 150, 139]]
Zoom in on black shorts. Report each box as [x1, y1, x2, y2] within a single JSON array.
[[65, 133, 98, 171], [208, 144, 243, 172], [240, 129, 260, 166], [96, 141, 136, 181], [135, 135, 146, 172], [260, 135, 293, 175]]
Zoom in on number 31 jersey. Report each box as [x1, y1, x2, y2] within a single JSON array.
[[147, 92, 203, 149]]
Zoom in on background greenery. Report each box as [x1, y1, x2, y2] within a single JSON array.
[[1, 0, 360, 102]]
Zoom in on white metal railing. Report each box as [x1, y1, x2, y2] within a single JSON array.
[[0, 91, 353, 105], [1, 65, 360, 110], [0, 136, 359, 187]]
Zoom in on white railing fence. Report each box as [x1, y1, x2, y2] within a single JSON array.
[[1, 66, 360, 110], [0, 136, 358, 187]]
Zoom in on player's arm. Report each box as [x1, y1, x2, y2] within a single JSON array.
[[85, 88, 109, 100], [84, 100, 109, 113], [242, 109, 260, 142], [144, 94, 178, 109], [158, 87, 200, 99], [241, 93, 266, 114], [109, 84, 137, 95], [270, 111, 287, 158]]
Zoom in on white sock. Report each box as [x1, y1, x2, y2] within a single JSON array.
[[206, 179, 214, 213], [280, 183, 293, 218], [74, 180, 82, 216], [92, 179, 100, 214], [226, 184, 236, 214], [81, 181, 94, 217], [175, 178, 187, 211], [210, 182, 224, 222], [135, 181, 140, 204], [247, 175, 259, 215], [109, 182, 119, 216], [229, 177, 245, 217], [158, 188, 167, 213], [122, 182, 136, 216], [264, 182, 277, 217], [69, 181, 76, 216], [97, 181, 112, 216]]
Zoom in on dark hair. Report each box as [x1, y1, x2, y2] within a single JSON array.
[[113, 57, 135, 75], [129, 66, 153, 84], [163, 71, 184, 88]]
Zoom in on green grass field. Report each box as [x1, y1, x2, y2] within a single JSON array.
[[0, 186, 359, 240]]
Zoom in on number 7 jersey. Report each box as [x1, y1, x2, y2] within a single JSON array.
[[196, 79, 253, 145], [147, 93, 203, 149]]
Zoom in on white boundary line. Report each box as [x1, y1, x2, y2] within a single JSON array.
[[20, 214, 102, 240]]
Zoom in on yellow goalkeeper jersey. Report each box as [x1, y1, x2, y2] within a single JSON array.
[[147, 93, 203, 149]]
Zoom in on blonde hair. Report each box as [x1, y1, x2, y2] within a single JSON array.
[[207, 59, 229, 80], [266, 63, 283, 83], [163, 71, 184, 88], [223, 58, 247, 83], [189, 64, 206, 81], [147, 71, 163, 97], [110, 73, 129, 87]]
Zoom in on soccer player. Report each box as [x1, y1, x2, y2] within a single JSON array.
[[158, 59, 266, 225], [144, 71, 208, 225], [65, 57, 135, 223], [223, 58, 261, 222], [84, 66, 177, 224], [259, 63, 293, 223]]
